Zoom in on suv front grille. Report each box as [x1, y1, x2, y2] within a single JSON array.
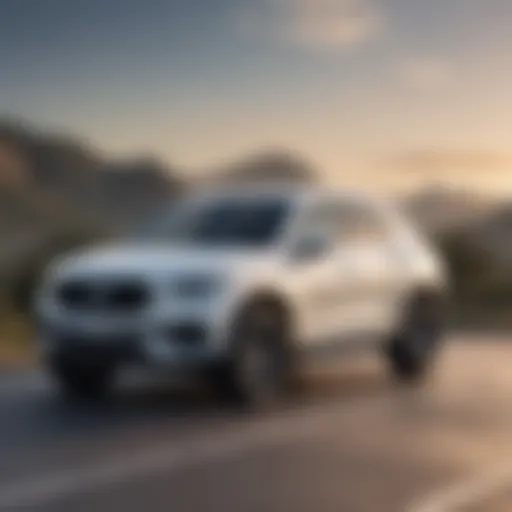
[[56, 280, 149, 313], [165, 323, 206, 347]]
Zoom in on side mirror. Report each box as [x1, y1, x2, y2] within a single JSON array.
[[290, 233, 331, 263]]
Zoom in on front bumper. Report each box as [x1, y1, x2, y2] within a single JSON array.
[[38, 318, 228, 370], [43, 333, 143, 366]]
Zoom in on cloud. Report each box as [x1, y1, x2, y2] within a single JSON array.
[[400, 58, 453, 91], [281, 0, 383, 48], [238, 0, 384, 50]]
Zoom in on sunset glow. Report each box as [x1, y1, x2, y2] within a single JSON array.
[[1, 0, 511, 194]]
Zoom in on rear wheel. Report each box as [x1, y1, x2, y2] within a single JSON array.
[[213, 300, 293, 409], [387, 293, 445, 383], [49, 358, 115, 401]]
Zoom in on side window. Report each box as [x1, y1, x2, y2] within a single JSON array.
[[294, 199, 393, 251], [337, 201, 392, 246], [299, 201, 341, 241]]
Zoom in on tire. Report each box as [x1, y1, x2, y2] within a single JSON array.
[[49, 358, 115, 401], [387, 293, 445, 383], [213, 299, 292, 409]]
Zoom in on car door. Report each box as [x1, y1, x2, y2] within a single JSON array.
[[335, 199, 405, 340], [286, 200, 349, 349]]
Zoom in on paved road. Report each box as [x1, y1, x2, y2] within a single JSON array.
[[1, 333, 512, 511]]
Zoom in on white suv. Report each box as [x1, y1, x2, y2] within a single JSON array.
[[35, 185, 447, 406]]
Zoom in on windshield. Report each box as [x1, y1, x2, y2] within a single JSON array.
[[136, 196, 291, 247]]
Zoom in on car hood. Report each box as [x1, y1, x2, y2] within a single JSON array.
[[50, 243, 279, 282]]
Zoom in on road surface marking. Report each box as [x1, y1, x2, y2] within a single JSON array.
[[0, 395, 387, 509], [410, 460, 512, 512]]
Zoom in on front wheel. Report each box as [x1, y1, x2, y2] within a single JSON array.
[[212, 301, 293, 409], [386, 294, 446, 383]]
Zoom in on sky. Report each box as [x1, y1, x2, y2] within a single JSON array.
[[1, 0, 512, 194]]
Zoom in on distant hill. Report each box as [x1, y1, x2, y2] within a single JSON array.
[[0, 120, 187, 283], [468, 203, 512, 272], [200, 150, 318, 188], [402, 185, 494, 235], [0, 120, 184, 233], [404, 184, 512, 282]]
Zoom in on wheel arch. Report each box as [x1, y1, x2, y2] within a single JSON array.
[[233, 287, 297, 343], [406, 284, 448, 308]]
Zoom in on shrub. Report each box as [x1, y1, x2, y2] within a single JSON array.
[[434, 229, 512, 317], [5, 228, 100, 316]]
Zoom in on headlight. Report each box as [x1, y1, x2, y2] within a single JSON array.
[[171, 275, 225, 299]]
